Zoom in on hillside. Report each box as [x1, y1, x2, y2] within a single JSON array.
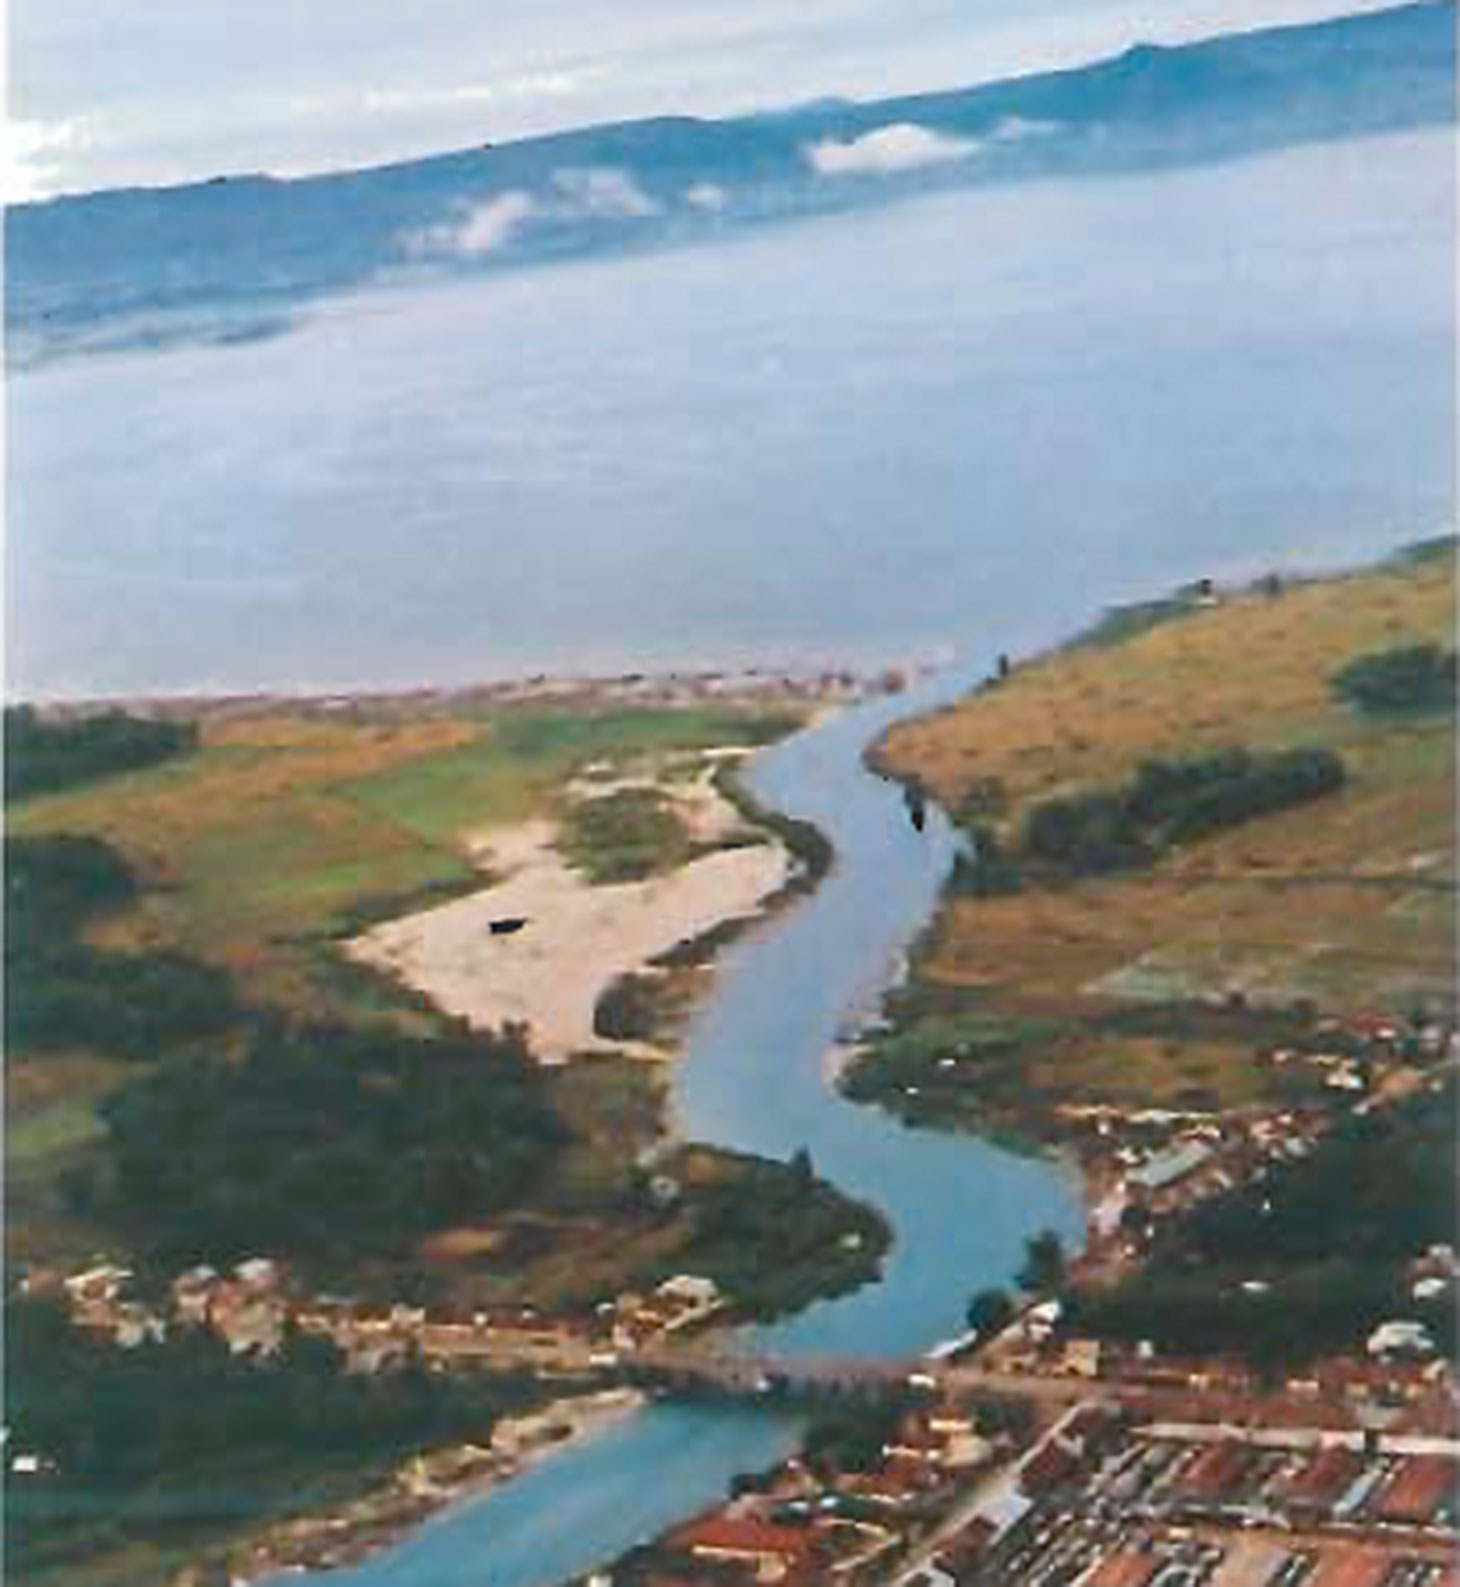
[[866, 543, 1455, 1115], [9, 2, 1453, 368]]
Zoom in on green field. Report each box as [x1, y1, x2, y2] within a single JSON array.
[[10, 702, 797, 1020]]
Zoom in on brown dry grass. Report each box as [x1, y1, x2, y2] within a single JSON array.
[[879, 552, 1456, 1106]]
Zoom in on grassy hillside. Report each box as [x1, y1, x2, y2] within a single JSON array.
[[869, 545, 1455, 1113]]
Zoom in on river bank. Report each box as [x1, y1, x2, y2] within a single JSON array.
[[235, 1390, 647, 1585], [846, 546, 1456, 1138]]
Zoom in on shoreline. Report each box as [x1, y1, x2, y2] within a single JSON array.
[[20, 659, 926, 722], [235, 1388, 646, 1585]]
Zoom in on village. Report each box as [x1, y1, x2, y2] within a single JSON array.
[[11, 1001, 1457, 1587]]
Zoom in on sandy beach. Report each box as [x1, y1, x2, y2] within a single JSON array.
[[347, 771, 793, 1062]]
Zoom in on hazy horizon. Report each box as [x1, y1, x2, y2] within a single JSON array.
[[9, 125, 1452, 702], [6, 0, 1409, 200]]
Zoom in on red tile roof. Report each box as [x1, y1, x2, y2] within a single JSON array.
[[1277, 1444, 1363, 1510], [1369, 1455, 1457, 1524], [1310, 1546, 1400, 1587], [1174, 1438, 1251, 1503], [1019, 1439, 1080, 1495], [1084, 1548, 1161, 1587], [675, 1513, 817, 1567]]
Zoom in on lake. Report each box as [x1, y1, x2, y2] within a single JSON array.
[[7, 127, 1453, 701]]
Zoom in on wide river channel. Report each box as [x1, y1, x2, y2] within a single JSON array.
[[294, 654, 1086, 1587]]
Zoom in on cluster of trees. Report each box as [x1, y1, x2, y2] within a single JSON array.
[[5, 1293, 537, 1579], [671, 1148, 889, 1319], [802, 1394, 917, 1476], [594, 972, 670, 1042], [1330, 642, 1457, 716], [5, 833, 137, 952], [5, 705, 196, 801], [964, 1229, 1068, 1340], [1020, 745, 1347, 875], [1069, 1264, 1405, 1367], [1069, 1086, 1456, 1365], [5, 834, 238, 1059], [101, 1022, 567, 1268], [949, 824, 1024, 897]]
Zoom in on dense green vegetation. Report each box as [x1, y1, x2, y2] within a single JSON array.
[[5, 706, 197, 802], [5, 1295, 540, 1583], [99, 1023, 566, 1270], [560, 788, 694, 883], [670, 1149, 889, 1320], [949, 823, 1024, 897], [838, 1009, 1065, 1129], [1331, 641, 1457, 717], [5, 833, 138, 950], [802, 1395, 918, 1476], [1070, 1085, 1457, 1365], [10, 947, 239, 1061], [966, 1287, 1016, 1339], [593, 972, 675, 1043], [1020, 746, 1347, 875], [5, 835, 239, 1060], [1017, 1229, 1068, 1295], [712, 762, 834, 892]]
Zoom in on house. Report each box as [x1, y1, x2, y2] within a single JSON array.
[[234, 1256, 282, 1291], [1368, 1455, 1457, 1526], [902, 1566, 956, 1587], [113, 1303, 166, 1350], [63, 1264, 131, 1305], [1367, 1319, 1436, 1360], [1061, 1338, 1103, 1379], [171, 1265, 220, 1325], [1127, 1140, 1213, 1195], [672, 1513, 819, 1582], [1019, 1438, 1079, 1496], [1085, 1551, 1161, 1587], [1172, 1438, 1252, 1509], [1274, 1443, 1364, 1520]]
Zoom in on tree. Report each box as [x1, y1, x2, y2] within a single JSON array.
[[1018, 1229, 1067, 1295], [966, 1287, 1015, 1340]]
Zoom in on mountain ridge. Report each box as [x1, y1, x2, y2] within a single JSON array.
[[7, 2, 1454, 367]]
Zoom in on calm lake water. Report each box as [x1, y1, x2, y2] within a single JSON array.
[[7, 128, 1453, 701]]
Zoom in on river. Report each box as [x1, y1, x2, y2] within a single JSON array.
[[286, 656, 1089, 1587]]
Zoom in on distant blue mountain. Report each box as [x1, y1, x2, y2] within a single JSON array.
[[7, 2, 1455, 367]]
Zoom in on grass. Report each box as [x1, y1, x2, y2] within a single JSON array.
[[10, 702, 801, 1022], [5, 698, 808, 1289], [5, 1054, 130, 1270], [559, 788, 695, 883], [868, 548, 1457, 1116]]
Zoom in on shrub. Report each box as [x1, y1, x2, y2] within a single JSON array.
[[1331, 642, 1457, 716]]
